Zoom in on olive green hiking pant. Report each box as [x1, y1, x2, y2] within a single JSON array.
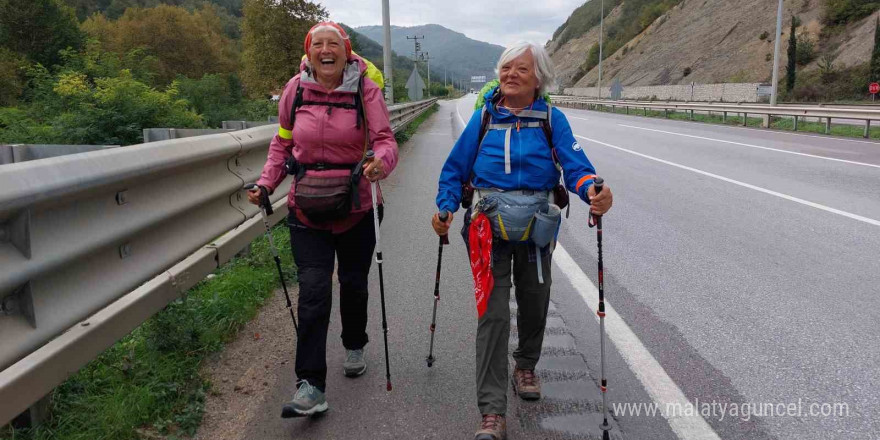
[[476, 241, 552, 415]]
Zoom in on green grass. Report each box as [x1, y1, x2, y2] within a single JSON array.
[[1, 224, 294, 440], [394, 103, 439, 144], [588, 104, 880, 139]]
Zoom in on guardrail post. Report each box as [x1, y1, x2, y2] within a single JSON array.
[[689, 110, 694, 121], [865, 120, 871, 138], [625, 106, 629, 115], [742, 113, 748, 126], [644, 107, 648, 116], [664, 109, 669, 118], [722, 111, 727, 123], [825, 118, 831, 134], [762, 114, 771, 128], [794, 116, 799, 131]]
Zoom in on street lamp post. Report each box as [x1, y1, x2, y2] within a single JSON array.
[[382, 0, 393, 104], [596, 0, 604, 100], [766, 0, 784, 127]]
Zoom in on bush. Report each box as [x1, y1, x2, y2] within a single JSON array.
[[823, 0, 880, 25], [683, 67, 692, 77], [790, 61, 870, 101], [759, 31, 770, 40], [796, 34, 817, 65]]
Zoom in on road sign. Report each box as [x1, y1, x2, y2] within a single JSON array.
[[757, 84, 773, 97], [470, 75, 486, 83], [870, 82, 880, 94]]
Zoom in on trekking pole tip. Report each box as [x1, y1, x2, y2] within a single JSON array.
[[386, 381, 393, 391]]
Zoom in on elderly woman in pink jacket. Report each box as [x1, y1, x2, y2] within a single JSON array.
[[248, 21, 398, 418]]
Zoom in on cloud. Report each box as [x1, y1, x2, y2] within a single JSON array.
[[315, 0, 585, 47]]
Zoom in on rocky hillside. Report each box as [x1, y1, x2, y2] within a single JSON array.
[[549, 0, 879, 90]]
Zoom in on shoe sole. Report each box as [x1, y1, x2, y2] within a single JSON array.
[[343, 364, 367, 377], [280, 401, 329, 418], [512, 379, 541, 401]]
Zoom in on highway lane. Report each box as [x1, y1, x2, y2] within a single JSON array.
[[237, 96, 878, 440], [540, 101, 880, 439]]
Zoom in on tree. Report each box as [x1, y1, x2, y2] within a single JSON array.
[[0, 0, 84, 67], [82, 4, 238, 85], [786, 16, 798, 93], [0, 48, 27, 106], [871, 16, 880, 83], [241, 0, 326, 97]]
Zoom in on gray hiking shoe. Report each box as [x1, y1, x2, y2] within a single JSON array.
[[281, 380, 328, 418], [343, 348, 367, 377]]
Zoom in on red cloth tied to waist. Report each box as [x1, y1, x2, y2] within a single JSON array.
[[468, 213, 494, 318]]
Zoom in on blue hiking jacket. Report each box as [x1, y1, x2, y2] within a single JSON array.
[[436, 87, 597, 214]]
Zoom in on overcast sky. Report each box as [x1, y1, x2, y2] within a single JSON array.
[[314, 0, 587, 48]]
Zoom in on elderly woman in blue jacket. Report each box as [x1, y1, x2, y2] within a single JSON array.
[[432, 41, 613, 440]]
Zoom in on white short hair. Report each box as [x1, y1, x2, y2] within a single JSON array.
[[495, 41, 556, 96]]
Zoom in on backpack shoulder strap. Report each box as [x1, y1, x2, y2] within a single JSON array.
[[541, 118, 561, 168], [289, 83, 304, 128]]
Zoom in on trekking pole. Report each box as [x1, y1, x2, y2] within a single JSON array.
[[589, 177, 611, 440], [243, 183, 298, 336], [366, 151, 393, 391], [426, 211, 449, 368]]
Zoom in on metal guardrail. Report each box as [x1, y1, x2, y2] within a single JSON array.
[[0, 98, 437, 426], [549, 96, 880, 138]]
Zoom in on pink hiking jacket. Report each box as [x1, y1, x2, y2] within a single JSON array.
[[257, 55, 398, 231]]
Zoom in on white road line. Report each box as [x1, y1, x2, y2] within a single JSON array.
[[456, 98, 468, 126], [576, 134, 880, 228], [618, 124, 880, 169], [554, 243, 722, 440]]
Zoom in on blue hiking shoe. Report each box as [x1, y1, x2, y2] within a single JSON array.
[[281, 380, 328, 418]]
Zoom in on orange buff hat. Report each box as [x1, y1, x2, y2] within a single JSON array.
[[304, 21, 352, 59]]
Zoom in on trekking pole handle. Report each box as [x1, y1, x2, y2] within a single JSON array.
[[243, 183, 273, 216], [438, 211, 450, 244], [593, 176, 604, 195]]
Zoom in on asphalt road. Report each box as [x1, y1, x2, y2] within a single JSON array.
[[241, 97, 880, 439]]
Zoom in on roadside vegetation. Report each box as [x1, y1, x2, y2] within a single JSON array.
[[0, 0, 446, 147], [394, 103, 439, 144], [0, 224, 294, 440]]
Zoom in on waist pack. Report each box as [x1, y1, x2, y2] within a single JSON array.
[[288, 158, 366, 223], [477, 191, 548, 242]]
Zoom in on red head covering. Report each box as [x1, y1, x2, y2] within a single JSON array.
[[304, 21, 352, 59]]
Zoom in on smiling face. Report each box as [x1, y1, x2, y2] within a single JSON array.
[[308, 30, 347, 84], [499, 49, 539, 104]]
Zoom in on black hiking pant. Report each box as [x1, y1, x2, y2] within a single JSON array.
[[289, 208, 381, 392]]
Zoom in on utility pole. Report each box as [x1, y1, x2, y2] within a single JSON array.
[[381, 0, 393, 104], [770, 0, 783, 107], [444, 66, 447, 88], [423, 52, 433, 97], [407, 35, 426, 98], [597, 0, 604, 100]]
